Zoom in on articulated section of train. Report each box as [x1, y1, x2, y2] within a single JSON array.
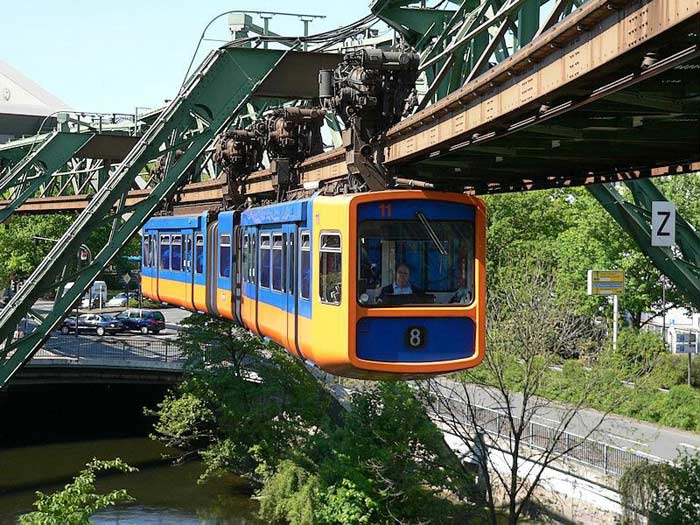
[[141, 190, 486, 379]]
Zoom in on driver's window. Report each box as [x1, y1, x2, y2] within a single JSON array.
[[319, 232, 341, 306]]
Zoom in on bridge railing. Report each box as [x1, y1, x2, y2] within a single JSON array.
[[459, 403, 664, 477], [32, 336, 186, 364]]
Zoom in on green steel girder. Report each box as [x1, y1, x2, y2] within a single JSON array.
[[407, 0, 569, 109], [587, 182, 700, 308], [625, 179, 700, 268], [0, 134, 52, 176], [371, 0, 466, 46], [0, 132, 94, 223], [0, 46, 292, 389]]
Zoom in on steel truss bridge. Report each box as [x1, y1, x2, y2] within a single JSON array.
[[0, 0, 698, 387]]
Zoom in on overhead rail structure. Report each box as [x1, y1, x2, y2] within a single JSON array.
[[0, 0, 698, 387], [0, 45, 345, 387]]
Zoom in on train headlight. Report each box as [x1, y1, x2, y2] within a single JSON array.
[[359, 293, 369, 305]]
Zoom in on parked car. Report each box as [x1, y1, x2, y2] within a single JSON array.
[[115, 309, 165, 334], [106, 293, 129, 307], [60, 313, 125, 336]]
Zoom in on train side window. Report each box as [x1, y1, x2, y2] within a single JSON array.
[[143, 235, 150, 268], [272, 233, 283, 292], [160, 235, 170, 270], [195, 234, 204, 274], [260, 234, 271, 288], [300, 232, 310, 300], [288, 233, 295, 296], [251, 234, 257, 282], [219, 234, 231, 278], [149, 236, 156, 268], [319, 232, 341, 305], [171, 234, 182, 271], [185, 235, 192, 271], [242, 235, 249, 283]]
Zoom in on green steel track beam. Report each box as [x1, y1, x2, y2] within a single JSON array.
[[587, 182, 700, 308], [0, 134, 52, 178], [0, 132, 94, 224], [0, 46, 293, 389], [393, 0, 578, 108]]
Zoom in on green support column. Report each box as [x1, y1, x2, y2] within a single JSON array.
[[0, 47, 292, 389], [588, 183, 700, 308], [0, 132, 94, 224], [98, 162, 109, 190], [625, 179, 700, 267], [516, 0, 540, 50]]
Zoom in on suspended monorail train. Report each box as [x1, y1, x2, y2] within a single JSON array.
[[141, 191, 486, 379]]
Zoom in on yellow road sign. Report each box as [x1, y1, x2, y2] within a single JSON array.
[[587, 270, 624, 296]]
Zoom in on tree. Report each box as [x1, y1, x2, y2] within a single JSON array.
[[154, 317, 480, 524], [151, 314, 338, 483], [0, 214, 75, 287], [257, 382, 479, 525], [417, 262, 609, 525], [19, 459, 136, 525], [620, 452, 700, 525], [0, 213, 141, 291], [484, 179, 700, 327]]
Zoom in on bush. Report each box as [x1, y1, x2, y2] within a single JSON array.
[[654, 386, 700, 430], [620, 452, 700, 524], [19, 459, 136, 525], [257, 460, 319, 525], [602, 329, 668, 379], [654, 354, 700, 389]]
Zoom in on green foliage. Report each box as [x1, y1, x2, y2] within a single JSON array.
[[150, 392, 216, 453], [151, 314, 336, 483], [647, 352, 700, 390], [620, 452, 700, 525], [0, 213, 141, 292], [0, 215, 75, 287], [600, 329, 668, 378], [484, 180, 700, 324], [255, 382, 475, 525], [315, 382, 473, 524], [152, 316, 476, 524], [258, 460, 319, 525], [19, 459, 136, 525], [316, 480, 378, 525]]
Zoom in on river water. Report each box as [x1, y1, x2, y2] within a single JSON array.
[[0, 379, 262, 524], [0, 436, 261, 524]]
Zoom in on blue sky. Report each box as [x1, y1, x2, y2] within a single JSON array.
[[1, 1, 371, 113]]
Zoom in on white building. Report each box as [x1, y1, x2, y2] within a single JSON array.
[[0, 60, 70, 143], [643, 308, 699, 354]]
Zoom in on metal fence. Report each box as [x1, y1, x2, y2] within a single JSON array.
[[33, 336, 186, 364], [460, 403, 662, 477]]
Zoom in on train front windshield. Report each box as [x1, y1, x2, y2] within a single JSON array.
[[357, 213, 475, 307]]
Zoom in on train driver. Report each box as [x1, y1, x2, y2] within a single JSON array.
[[379, 263, 424, 297]]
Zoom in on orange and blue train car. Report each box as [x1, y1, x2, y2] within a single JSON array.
[[141, 190, 486, 379]]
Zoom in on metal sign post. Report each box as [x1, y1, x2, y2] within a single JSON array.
[[587, 270, 625, 351]]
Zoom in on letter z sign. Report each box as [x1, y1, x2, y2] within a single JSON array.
[[651, 201, 676, 247]]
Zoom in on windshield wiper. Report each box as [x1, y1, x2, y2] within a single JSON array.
[[416, 212, 448, 255]]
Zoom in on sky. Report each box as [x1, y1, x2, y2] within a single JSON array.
[[1, 1, 371, 114]]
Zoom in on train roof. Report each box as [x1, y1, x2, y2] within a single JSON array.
[[240, 198, 310, 226]]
